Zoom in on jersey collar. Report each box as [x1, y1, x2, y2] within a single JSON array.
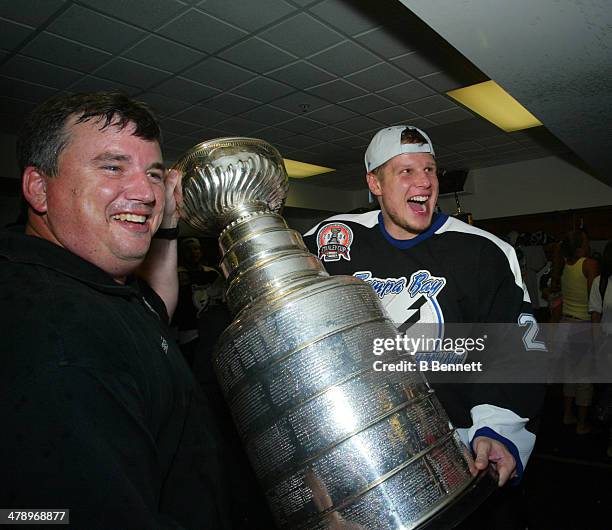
[[378, 211, 449, 249]]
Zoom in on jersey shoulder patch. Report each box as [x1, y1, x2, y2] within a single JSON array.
[[316, 222, 354, 262]]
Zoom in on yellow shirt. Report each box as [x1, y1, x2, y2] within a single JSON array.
[[561, 257, 589, 320]]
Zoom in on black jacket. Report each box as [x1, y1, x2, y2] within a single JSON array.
[[0, 230, 231, 529]]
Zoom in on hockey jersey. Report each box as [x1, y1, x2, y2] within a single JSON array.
[[303, 210, 543, 478]]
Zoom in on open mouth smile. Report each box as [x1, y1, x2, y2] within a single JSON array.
[[111, 213, 148, 224], [407, 195, 429, 213]]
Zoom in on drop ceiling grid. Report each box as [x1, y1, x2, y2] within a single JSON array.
[[0, 0, 572, 191]]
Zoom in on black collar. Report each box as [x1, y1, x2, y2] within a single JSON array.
[[0, 228, 140, 297]]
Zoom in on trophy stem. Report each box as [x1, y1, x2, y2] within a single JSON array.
[[218, 211, 329, 315]]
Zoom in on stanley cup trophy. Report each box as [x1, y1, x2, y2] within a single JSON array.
[[174, 137, 496, 529]]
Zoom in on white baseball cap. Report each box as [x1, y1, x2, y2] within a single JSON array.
[[364, 125, 435, 172]]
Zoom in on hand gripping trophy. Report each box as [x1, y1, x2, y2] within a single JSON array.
[[173, 138, 496, 530]]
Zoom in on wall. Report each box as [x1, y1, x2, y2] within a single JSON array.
[[285, 178, 367, 213], [437, 156, 612, 220]]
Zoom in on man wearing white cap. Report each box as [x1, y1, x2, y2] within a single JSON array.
[[304, 125, 543, 528]]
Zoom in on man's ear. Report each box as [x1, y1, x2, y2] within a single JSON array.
[[366, 171, 382, 197], [22, 167, 48, 214]]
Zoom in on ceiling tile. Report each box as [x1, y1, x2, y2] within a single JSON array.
[[158, 8, 247, 53], [427, 107, 473, 125], [0, 75, 57, 103], [22, 33, 112, 73], [392, 52, 443, 78], [196, 0, 296, 32], [172, 105, 229, 126], [139, 93, 190, 117], [255, 126, 295, 144], [240, 105, 296, 125], [79, 0, 187, 31], [95, 58, 171, 89], [427, 118, 502, 145], [309, 0, 379, 36], [355, 27, 415, 58], [231, 77, 295, 102], [346, 63, 409, 92], [334, 115, 382, 135], [305, 104, 358, 124], [306, 79, 366, 102], [332, 135, 368, 149], [69, 75, 140, 95], [260, 13, 343, 57], [219, 38, 295, 73], [486, 143, 529, 155], [164, 134, 198, 150], [281, 149, 320, 163], [272, 91, 329, 114], [404, 95, 457, 116], [367, 106, 417, 125], [190, 126, 230, 141], [307, 125, 350, 141], [444, 141, 484, 153], [477, 135, 516, 147], [400, 116, 436, 130], [123, 35, 203, 73], [419, 71, 465, 92], [159, 118, 203, 136], [162, 147, 185, 163], [152, 77, 219, 103], [0, 55, 82, 89], [308, 41, 379, 77], [340, 94, 391, 114], [0, 94, 36, 113], [289, 0, 320, 7], [48, 4, 146, 54], [0, 18, 34, 50], [183, 58, 252, 90], [377, 80, 434, 104], [304, 141, 345, 156], [0, 97, 37, 133], [277, 117, 322, 134], [279, 133, 322, 148], [0, 0, 66, 27], [267, 61, 334, 89], [215, 116, 264, 135], [202, 93, 261, 114]]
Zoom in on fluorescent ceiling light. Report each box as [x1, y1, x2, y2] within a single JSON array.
[[447, 80, 542, 132], [283, 158, 335, 179]]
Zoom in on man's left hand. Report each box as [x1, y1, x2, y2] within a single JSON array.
[[471, 436, 517, 486]]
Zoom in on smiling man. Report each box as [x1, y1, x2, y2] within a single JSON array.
[[0, 93, 230, 529], [303, 125, 544, 529]]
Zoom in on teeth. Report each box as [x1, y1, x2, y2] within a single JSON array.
[[408, 196, 428, 203], [112, 213, 147, 223]]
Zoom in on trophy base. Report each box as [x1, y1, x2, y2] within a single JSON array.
[[415, 465, 499, 530]]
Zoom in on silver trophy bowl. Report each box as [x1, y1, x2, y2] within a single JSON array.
[[173, 137, 496, 529]]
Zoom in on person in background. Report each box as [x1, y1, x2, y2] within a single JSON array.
[[0, 92, 231, 529], [589, 241, 612, 455], [560, 230, 600, 434], [173, 237, 225, 366], [303, 125, 544, 529]]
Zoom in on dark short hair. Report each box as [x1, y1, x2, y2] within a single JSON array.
[[561, 230, 587, 259], [16, 91, 161, 176]]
